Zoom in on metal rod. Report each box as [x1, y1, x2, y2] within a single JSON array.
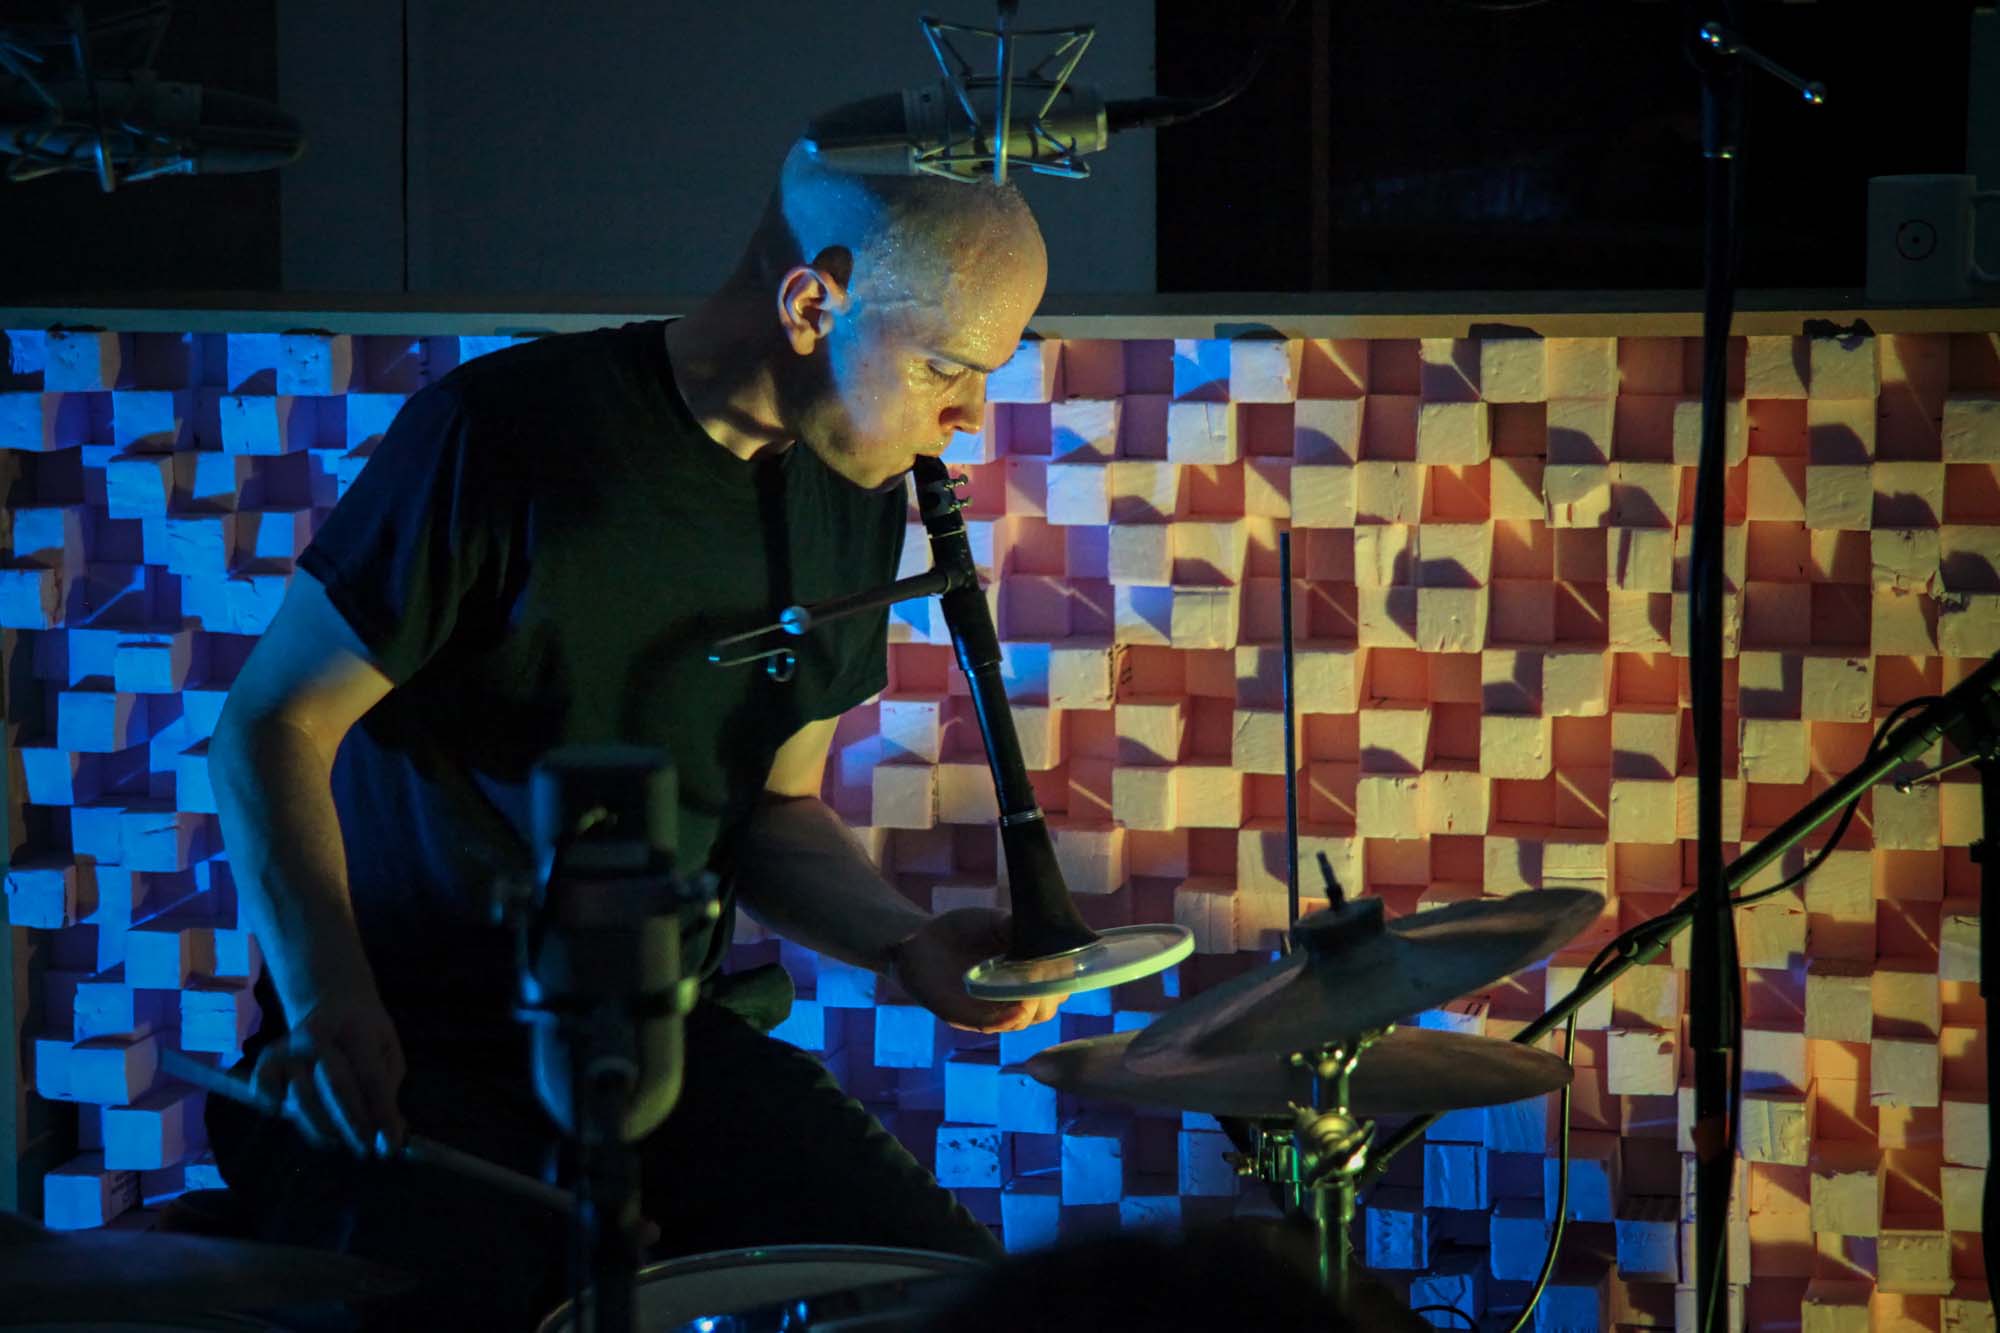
[[160, 1049, 579, 1217], [1279, 530, 1300, 948]]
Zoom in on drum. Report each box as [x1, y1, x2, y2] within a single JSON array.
[[535, 1244, 985, 1332]]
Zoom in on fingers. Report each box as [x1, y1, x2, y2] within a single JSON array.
[[311, 1045, 374, 1158], [280, 1064, 340, 1152]]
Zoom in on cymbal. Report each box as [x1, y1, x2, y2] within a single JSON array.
[[0, 1213, 415, 1321], [1124, 889, 1604, 1070], [1026, 1025, 1573, 1120]]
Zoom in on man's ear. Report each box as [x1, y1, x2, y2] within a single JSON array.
[[776, 245, 855, 356]]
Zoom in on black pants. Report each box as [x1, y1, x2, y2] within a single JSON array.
[[207, 1001, 1001, 1331]]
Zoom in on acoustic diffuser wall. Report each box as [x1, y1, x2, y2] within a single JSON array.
[[3, 320, 1996, 1330]]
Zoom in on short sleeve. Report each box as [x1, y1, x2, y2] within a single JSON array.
[[296, 381, 510, 685]]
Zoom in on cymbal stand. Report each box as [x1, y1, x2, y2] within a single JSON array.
[[1232, 1030, 1386, 1303]]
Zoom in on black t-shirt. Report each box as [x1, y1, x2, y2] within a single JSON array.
[[285, 318, 906, 1034]]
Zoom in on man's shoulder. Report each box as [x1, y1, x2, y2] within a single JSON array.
[[436, 321, 655, 421]]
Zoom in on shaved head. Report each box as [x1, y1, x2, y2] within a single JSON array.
[[720, 133, 1048, 492], [733, 139, 1044, 338]]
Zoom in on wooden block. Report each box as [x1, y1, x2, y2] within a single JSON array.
[[1174, 766, 1242, 828], [1358, 703, 1431, 771], [1871, 1037, 1942, 1109], [1167, 586, 1237, 649], [103, 1088, 203, 1172], [1615, 1194, 1681, 1282], [1415, 400, 1489, 464], [1810, 335, 1882, 401], [1355, 461, 1422, 524], [1173, 878, 1237, 955], [1107, 460, 1181, 522], [1607, 1027, 1677, 1096], [1489, 456, 1544, 520], [1877, 1216, 1953, 1295], [1805, 959, 1875, 1042], [1290, 463, 1356, 526], [988, 339, 1061, 402], [1800, 656, 1873, 723], [1352, 523, 1414, 587], [1806, 465, 1873, 530], [1809, 1141, 1884, 1237], [1801, 1280, 1873, 1333], [1045, 461, 1110, 526], [1940, 592, 2000, 657], [1548, 397, 1614, 462], [1942, 1163, 1983, 1233], [1110, 766, 1175, 831], [1942, 393, 2000, 461], [1608, 778, 1678, 844], [42, 1152, 140, 1230], [1293, 399, 1363, 463], [1229, 338, 1301, 402], [871, 765, 936, 829], [1942, 1283, 1996, 1333], [1060, 1113, 1128, 1205], [1480, 713, 1552, 778], [1165, 402, 1235, 464], [1810, 396, 1877, 463], [1479, 336, 1546, 403], [1171, 520, 1248, 584], [1547, 336, 1618, 397], [1943, 1099, 1988, 1168], [1874, 779, 1941, 852], [1049, 644, 1114, 707], [1543, 462, 1611, 527], [1671, 396, 1749, 466], [1363, 1185, 1429, 1270], [1872, 959, 1942, 1038], [1420, 769, 1488, 836], [1544, 650, 1610, 716], [1049, 398, 1119, 461], [1415, 587, 1486, 652], [1941, 898, 1980, 984], [1745, 456, 1807, 522], [937, 762, 1000, 823], [1545, 1130, 1621, 1221], [1741, 1092, 1812, 1165], [1609, 526, 1675, 592], [1612, 963, 1681, 1030]]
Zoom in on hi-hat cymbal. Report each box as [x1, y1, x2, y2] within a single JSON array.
[[0, 1213, 415, 1321], [1026, 1025, 1573, 1120], [1124, 889, 1604, 1070]]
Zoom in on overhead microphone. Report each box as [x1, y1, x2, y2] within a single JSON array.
[[801, 0, 1300, 183]]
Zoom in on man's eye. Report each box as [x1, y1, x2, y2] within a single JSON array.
[[927, 361, 964, 382]]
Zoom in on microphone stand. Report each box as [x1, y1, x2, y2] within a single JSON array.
[[1362, 653, 2000, 1192], [1682, 11, 1824, 1327], [494, 748, 720, 1333]]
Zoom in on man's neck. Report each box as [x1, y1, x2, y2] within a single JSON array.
[[663, 297, 795, 464]]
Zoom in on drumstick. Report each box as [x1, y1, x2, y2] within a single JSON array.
[[160, 1048, 579, 1217]]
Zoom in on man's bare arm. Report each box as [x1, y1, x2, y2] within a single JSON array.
[[730, 715, 1059, 1034], [207, 569, 407, 1154], [733, 715, 929, 975]]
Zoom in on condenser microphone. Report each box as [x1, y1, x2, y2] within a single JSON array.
[[801, 1, 1299, 183]]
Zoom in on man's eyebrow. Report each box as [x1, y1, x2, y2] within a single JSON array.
[[932, 349, 1009, 375]]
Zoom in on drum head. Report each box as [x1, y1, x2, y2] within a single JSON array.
[[536, 1244, 985, 1332]]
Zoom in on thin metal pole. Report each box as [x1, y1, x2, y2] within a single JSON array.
[[1279, 530, 1300, 941]]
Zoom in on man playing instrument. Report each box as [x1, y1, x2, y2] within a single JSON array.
[[205, 136, 1056, 1329]]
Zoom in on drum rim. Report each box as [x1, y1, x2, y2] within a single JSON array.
[[632, 1243, 989, 1280], [536, 1243, 989, 1333]]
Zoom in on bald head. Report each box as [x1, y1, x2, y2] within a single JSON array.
[[733, 139, 1047, 335], [712, 131, 1047, 494]]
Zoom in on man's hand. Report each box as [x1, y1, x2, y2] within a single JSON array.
[[890, 908, 1066, 1034], [248, 990, 409, 1158]]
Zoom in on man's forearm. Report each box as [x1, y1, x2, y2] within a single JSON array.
[[730, 795, 930, 974], [210, 716, 381, 1020]]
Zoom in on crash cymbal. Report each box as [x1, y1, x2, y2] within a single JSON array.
[[1124, 889, 1604, 1070], [0, 1212, 415, 1322], [1026, 1025, 1573, 1120]]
